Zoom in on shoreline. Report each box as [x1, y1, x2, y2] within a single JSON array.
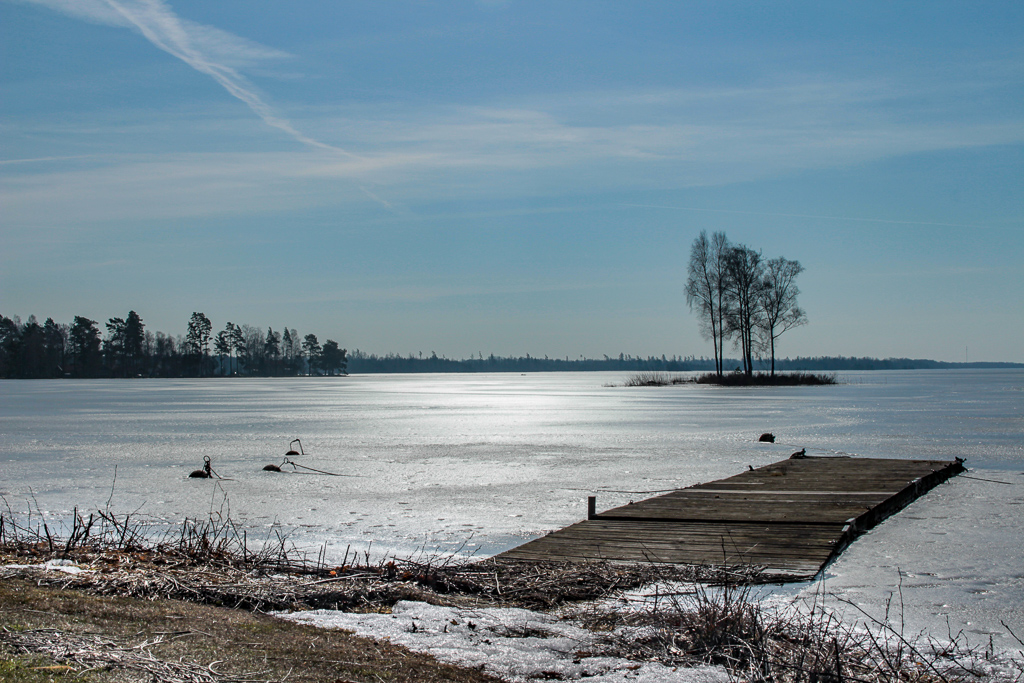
[[3, 512, 1023, 682]]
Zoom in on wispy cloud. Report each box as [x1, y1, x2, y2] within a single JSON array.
[[4, 69, 1022, 226], [291, 88, 1023, 190], [0, 154, 102, 166], [617, 203, 994, 231], [12, 0, 354, 155], [0, 151, 416, 229]]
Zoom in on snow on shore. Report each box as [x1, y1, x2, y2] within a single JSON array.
[[280, 601, 729, 683]]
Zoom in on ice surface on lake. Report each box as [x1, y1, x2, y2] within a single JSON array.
[[1, 370, 1022, 650], [783, 471, 1024, 650]]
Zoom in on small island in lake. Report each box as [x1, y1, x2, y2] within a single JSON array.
[[625, 371, 837, 386]]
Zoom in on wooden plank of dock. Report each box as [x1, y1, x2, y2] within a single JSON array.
[[497, 456, 964, 577]]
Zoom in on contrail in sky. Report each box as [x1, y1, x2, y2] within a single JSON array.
[[18, 0, 356, 157], [100, 0, 356, 156], [359, 186, 400, 213]]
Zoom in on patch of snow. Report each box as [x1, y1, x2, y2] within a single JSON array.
[[3, 559, 94, 575], [278, 600, 729, 683]]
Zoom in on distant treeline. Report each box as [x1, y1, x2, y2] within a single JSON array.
[[346, 351, 715, 374], [2, 311, 1019, 379], [0, 311, 346, 379], [770, 357, 1023, 371], [346, 352, 1023, 374]]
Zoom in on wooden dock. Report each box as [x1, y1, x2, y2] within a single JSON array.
[[497, 456, 965, 577]]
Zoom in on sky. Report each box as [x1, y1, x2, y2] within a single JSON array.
[[1, 1, 1022, 363]]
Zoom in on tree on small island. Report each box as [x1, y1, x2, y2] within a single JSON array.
[[686, 231, 807, 379], [759, 256, 807, 376]]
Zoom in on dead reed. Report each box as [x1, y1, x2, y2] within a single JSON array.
[[623, 371, 688, 386], [567, 580, 1024, 682], [0, 504, 782, 611], [0, 504, 303, 574], [3, 507, 1021, 682], [1, 629, 263, 683], [693, 371, 838, 386], [623, 371, 838, 387]]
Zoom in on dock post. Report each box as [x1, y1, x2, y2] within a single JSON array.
[[587, 496, 596, 520]]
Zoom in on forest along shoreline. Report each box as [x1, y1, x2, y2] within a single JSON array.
[[3, 309, 1022, 379], [3, 508, 1023, 682]]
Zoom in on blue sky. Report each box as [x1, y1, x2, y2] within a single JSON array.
[[2, 1, 1022, 362]]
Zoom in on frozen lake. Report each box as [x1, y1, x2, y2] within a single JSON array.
[[2, 370, 1022, 649]]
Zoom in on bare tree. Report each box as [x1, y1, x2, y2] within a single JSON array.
[[685, 231, 731, 376], [758, 256, 807, 376], [723, 245, 765, 377], [237, 324, 264, 375], [214, 327, 233, 375], [229, 323, 245, 373], [153, 332, 175, 376]]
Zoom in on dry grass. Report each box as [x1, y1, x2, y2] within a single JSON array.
[[0, 505, 778, 613], [0, 578, 504, 683], [622, 371, 837, 387], [623, 372, 688, 386], [566, 581, 1024, 682], [3, 507, 1022, 682], [693, 372, 837, 386]]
